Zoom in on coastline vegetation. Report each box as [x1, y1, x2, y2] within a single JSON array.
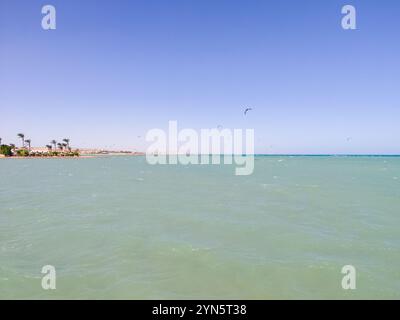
[[0, 134, 80, 158]]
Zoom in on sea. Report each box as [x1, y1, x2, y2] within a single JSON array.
[[0, 155, 399, 299]]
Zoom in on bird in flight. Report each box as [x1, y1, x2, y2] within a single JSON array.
[[244, 107, 253, 115]]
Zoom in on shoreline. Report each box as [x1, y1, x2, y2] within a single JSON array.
[[0, 153, 145, 159], [2, 153, 400, 160]]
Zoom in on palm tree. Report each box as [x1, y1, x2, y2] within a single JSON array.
[[51, 140, 57, 151], [63, 139, 70, 151], [46, 144, 52, 152], [17, 133, 25, 148], [0, 137, 2, 145], [25, 139, 31, 151], [57, 143, 63, 151]]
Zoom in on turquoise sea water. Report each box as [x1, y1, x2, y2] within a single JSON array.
[[0, 156, 399, 299]]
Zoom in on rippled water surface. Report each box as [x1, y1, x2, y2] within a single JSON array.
[[1, 156, 399, 299]]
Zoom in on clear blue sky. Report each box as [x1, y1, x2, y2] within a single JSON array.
[[1, 0, 399, 154]]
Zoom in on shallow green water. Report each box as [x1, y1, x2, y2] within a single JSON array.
[[0, 156, 399, 299]]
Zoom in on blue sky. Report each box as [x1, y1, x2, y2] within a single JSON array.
[[0, 0, 399, 154]]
